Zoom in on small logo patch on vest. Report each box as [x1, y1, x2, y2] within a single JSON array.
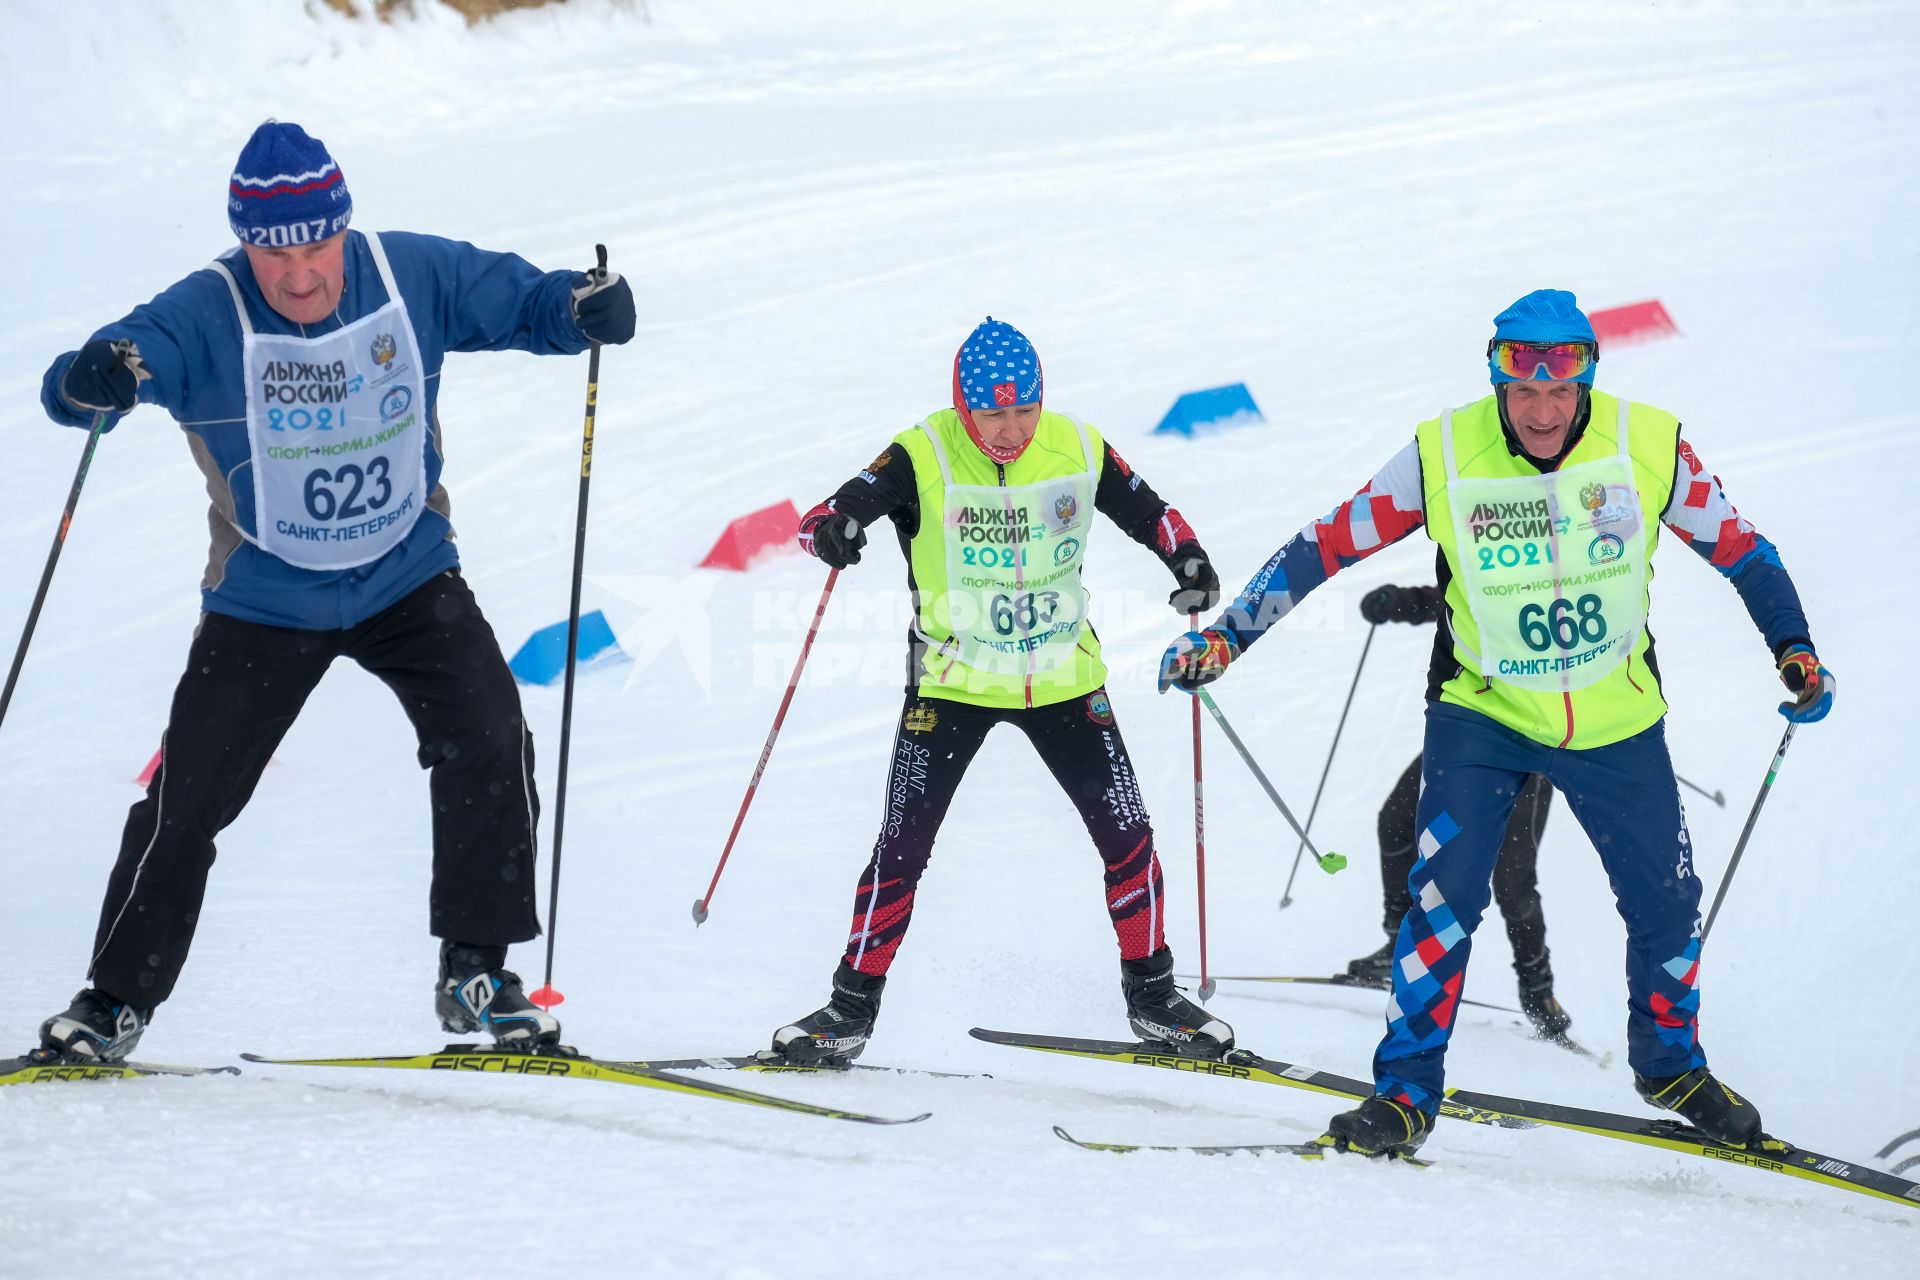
[[1588, 533, 1625, 565]]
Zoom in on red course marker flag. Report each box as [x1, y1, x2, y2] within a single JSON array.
[[699, 499, 803, 571], [1590, 299, 1679, 347]]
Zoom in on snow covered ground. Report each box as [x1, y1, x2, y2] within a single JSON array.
[[2, 1, 1916, 1275]]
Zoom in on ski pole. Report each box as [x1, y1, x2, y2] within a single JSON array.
[[530, 245, 608, 1011], [1278, 622, 1375, 909], [1196, 688, 1347, 875], [692, 564, 842, 925], [1, 412, 109, 738], [1699, 723, 1795, 944], [1674, 772, 1726, 809], [1189, 611, 1213, 1002]]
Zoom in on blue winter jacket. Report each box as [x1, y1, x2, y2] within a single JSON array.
[[39, 230, 591, 630]]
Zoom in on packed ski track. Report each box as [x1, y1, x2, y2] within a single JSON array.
[[2, 2, 1916, 1276]]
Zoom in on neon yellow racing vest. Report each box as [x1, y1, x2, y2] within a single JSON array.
[[1415, 390, 1680, 749], [894, 409, 1109, 709]]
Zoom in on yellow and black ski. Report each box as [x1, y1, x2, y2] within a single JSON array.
[[1052, 1124, 1433, 1167], [240, 1045, 929, 1126], [610, 1051, 984, 1080], [1, 1054, 239, 1086], [1176, 973, 1610, 1066], [1177, 972, 1522, 1015], [972, 1028, 1920, 1209]]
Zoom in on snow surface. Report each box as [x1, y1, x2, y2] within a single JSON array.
[[2, 2, 1917, 1276]]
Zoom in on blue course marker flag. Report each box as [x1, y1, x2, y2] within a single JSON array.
[[1154, 383, 1265, 436], [508, 609, 629, 687]]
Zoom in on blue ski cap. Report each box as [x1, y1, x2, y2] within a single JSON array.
[[1489, 289, 1597, 385], [228, 120, 353, 247], [953, 317, 1044, 413]]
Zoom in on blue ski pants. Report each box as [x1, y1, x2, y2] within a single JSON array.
[[1375, 702, 1707, 1111]]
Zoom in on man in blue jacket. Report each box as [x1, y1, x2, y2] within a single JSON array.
[[30, 121, 635, 1062]]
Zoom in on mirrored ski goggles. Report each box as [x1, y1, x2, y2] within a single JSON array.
[[1488, 340, 1596, 381]]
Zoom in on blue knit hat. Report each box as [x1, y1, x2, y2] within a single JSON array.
[[1489, 289, 1597, 385], [952, 318, 1044, 414], [228, 121, 352, 247]]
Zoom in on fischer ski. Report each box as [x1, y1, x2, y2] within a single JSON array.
[[971, 1029, 1920, 1210], [1052, 1123, 1433, 1167], [1, 1054, 240, 1086], [609, 1051, 985, 1080], [1180, 972, 1521, 1015], [1180, 972, 1609, 1066], [241, 1045, 929, 1126]]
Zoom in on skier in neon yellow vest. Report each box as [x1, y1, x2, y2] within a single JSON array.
[[1160, 290, 1834, 1159], [770, 318, 1231, 1065]]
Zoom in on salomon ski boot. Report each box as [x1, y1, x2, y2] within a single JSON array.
[[1636, 1066, 1781, 1150], [772, 960, 885, 1066], [435, 942, 562, 1049], [1515, 951, 1572, 1038], [37, 988, 149, 1062], [1122, 948, 1233, 1057], [1322, 1094, 1433, 1159], [1344, 938, 1395, 986]]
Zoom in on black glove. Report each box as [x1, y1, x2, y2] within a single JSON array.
[[1167, 544, 1221, 614], [1360, 584, 1424, 625], [570, 269, 636, 345], [61, 338, 148, 414], [807, 513, 866, 569]]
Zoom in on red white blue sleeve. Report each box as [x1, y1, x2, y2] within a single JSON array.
[[1660, 438, 1812, 658], [1217, 441, 1428, 650]]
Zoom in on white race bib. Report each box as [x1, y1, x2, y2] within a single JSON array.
[[213, 232, 428, 570], [1442, 398, 1649, 692], [921, 416, 1098, 677]]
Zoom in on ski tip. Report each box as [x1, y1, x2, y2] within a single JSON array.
[[691, 899, 709, 926], [527, 986, 565, 1010]]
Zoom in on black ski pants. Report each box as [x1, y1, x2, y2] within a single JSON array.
[[87, 569, 541, 1009], [841, 688, 1167, 976], [1378, 752, 1552, 972]]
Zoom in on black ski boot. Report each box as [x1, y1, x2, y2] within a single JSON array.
[[37, 988, 149, 1063], [771, 960, 885, 1066], [1636, 1066, 1783, 1150], [1344, 938, 1395, 986], [1122, 948, 1233, 1057], [1515, 951, 1572, 1038], [435, 942, 562, 1049], [1322, 1094, 1433, 1158]]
